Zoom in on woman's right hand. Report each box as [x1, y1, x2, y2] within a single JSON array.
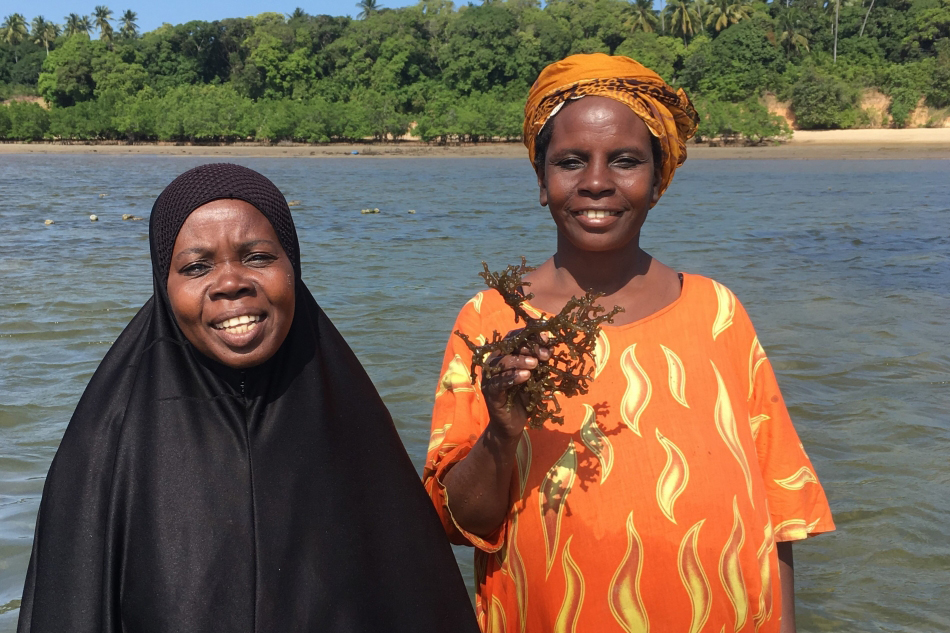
[[482, 335, 552, 439]]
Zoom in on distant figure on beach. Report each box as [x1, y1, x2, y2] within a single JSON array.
[[424, 54, 835, 632], [17, 163, 479, 633]]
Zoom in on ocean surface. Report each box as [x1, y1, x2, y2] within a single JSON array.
[[1, 155, 948, 632]]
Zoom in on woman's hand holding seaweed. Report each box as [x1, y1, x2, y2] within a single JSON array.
[[442, 333, 550, 538], [482, 334, 552, 439]]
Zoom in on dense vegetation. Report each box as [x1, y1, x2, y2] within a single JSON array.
[[1, 0, 948, 143]]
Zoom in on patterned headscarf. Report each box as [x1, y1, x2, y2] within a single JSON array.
[[523, 53, 699, 198]]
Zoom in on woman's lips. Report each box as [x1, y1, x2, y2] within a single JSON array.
[[572, 209, 622, 227], [211, 314, 265, 348]]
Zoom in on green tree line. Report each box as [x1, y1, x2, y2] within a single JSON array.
[[1, 0, 948, 143]]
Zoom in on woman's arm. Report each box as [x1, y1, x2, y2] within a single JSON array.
[[441, 347, 548, 537], [777, 541, 796, 633]]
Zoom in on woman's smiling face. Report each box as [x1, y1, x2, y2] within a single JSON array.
[[166, 199, 296, 369], [538, 96, 661, 255]]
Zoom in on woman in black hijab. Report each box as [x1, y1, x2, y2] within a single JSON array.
[[18, 163, 479, 633]]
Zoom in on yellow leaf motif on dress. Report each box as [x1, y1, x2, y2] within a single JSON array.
[[436, 354, 476, 398], [621, 344, 652, 437], [554, 537, 586, 633], [516, 430, 533, 497], [719, 497, 748, 633], [711, 361, 755, 508], [427, 423, 452, 452], [508, 514, 529, 633], [655, 428, 689, 524], [749, 414, 769, 441], [773, 519, 808, 541], [608, 512, 649, 633], [467, 292, 484, 314], [774, 466, 819, 491], [487, 595, 508, 633], [678, 520, 712, 633], [593, 329, 611, 379], [580, 403, 614, 484], [748, 336, 768, 398], [752, 524, 775, 632], [661, 344, 689, 408], [540, 440, 577, 577], [522, 302, 544, 319], [712, 280, 736, 341]]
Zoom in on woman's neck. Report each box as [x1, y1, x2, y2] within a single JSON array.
[[524, 237, 681, 325]]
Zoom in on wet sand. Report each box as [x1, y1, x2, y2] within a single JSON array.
[[2, 128, 950, 159]]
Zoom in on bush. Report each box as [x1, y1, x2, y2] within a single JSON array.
[[791, 67, 860, 129], [7, 101, 50, 140], [927, 39, 950, 108], [694, 97, 791, 143], [879, 60, 933, 126], [0, 105, 11, 138]]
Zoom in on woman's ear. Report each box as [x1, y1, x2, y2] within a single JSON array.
[[651, 164, 661, 206], [537, 166, 549, 207]]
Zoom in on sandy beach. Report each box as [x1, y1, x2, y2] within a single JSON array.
[[2, 128, 950, 159]]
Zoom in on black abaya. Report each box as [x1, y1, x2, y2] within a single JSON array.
[[17, 164, 478, 633]]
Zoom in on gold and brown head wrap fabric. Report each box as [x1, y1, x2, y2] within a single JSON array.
[[524, 53, 699, 198]]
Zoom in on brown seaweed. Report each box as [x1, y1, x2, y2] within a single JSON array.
[[455, 257, 624, 429]]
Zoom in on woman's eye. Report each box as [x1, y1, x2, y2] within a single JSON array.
[[556, 157, 584, 169], [180, 262, 210, 276], [613, 157, 643, 168], [245, 253, 277, 266]]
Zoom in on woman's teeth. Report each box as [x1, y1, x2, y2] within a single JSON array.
[[579, 210, 620, 219], [214, 315, 261, 333]]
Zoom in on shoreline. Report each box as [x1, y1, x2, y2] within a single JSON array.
[[3, 128, 950, 160]]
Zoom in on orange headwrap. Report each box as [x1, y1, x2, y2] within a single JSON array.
[[523, 53, 699, 198]]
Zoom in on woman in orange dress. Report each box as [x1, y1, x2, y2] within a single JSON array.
[[423, 53, 834, 633]]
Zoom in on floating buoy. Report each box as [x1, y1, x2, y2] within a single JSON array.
[[360, 208, 380, 214], [89, 214, 98, 222], [288, 200, 302, 207], [99, 193, 108, 198], [122, 214, 143, 221], [407, 210, 416, 214], [44, 219, 54, 225]]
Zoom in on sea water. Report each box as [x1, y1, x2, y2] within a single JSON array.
[[1, 155, 948, 631]]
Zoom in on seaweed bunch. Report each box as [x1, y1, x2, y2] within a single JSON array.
[[455, 257, 624, 429]]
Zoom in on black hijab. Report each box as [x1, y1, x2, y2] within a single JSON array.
[[17, 164, 478, 633]]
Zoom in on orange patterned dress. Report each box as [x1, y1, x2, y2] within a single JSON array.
[[424, 273, 834, 633]]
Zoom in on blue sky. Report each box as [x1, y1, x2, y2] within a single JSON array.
[[8, 0, 421, 33]]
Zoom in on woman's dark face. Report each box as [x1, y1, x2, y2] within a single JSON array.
[[166, 199, 296, 369], [538, 96, 661, 255]]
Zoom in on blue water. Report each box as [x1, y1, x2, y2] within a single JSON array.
[[1, 155, 949, 631]]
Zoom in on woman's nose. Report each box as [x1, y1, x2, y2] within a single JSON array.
[[209, 262, 253, 299], [578, 159, 613, 197]]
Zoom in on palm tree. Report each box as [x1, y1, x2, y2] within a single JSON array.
[[356, 0, 383, 19], [777, 8, 809, 56], [663, 0, 700, 43], [93, 5, 114, 44], [31, 16, 60, 55], [859, 0, 874, 36], [629, 0, 659, 33], [833, 0, 839, 61], [1, 13, 29, 62], [64, 13, 89, 36], [118, 9, 138, 39], [705, 0, 751, 32], [288, 7, 308, 21]]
